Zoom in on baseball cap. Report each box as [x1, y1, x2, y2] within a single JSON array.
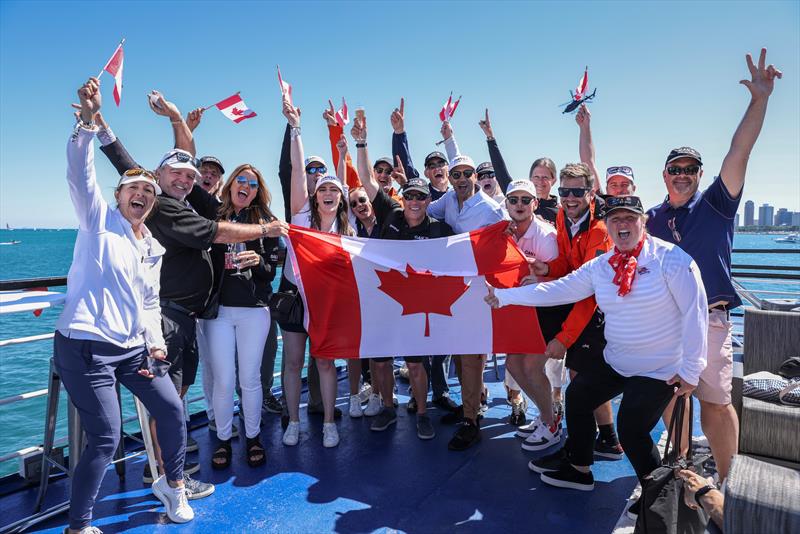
[[449, 155, 475, 171], [599, 195, 644, 218], [157, 149, 202, 177], [304, 156, 328, 170], [665, 147, 702, 166], [313, 174, 345, 194], [402, 178, 430, 196], [199, 156, 225, 174], [606, 165, 635, 183], [505, 180, 536, 197], [424, 151, 447, 166], [118, 168, 162, 195], [476, 162, 495, 176], [374, 157, 393, 168]]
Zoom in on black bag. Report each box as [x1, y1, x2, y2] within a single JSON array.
[[268, 290, 304, 325], [635, 395, 710, 534]]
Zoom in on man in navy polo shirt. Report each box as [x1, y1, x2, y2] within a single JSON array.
[[646, 48, 781, 482]]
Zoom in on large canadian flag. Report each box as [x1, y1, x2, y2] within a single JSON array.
[[286, 221, 546, 359]]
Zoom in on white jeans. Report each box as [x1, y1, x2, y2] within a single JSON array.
[[205, 305, 270, 439]]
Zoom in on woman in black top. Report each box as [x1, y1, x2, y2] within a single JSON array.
[[205, 163, 279, 469]]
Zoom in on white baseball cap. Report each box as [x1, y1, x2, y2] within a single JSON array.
[[117, 168, 162, 195], [505, 180, 536, 197], [449, 154, 475, 170], [157, 149, 201, 178]]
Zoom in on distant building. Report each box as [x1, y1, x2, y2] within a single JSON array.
[[734, 214, 740, 229], [758, 203, 774, 228], [792, 212, 800, 227], [744, 200, 755, 226], [775, 208, 791, 226]]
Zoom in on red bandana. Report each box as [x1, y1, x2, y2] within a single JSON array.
[[608, 236, 645, 296]]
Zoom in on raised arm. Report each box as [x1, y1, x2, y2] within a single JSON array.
[[325, 100, 362, 189], [68, 77, 106, 231], [480, 109, 512, 191], [278, 123, 292, 221], [391, 98, 420, 179], [147, 91, 196, 156], [284, 99, 307, 216], [719, 48, 782, 198], [186, 107, 205, 133], [440, 120, 461, 162], [576, 104, 601, 193], [351, 115, 380, 201]]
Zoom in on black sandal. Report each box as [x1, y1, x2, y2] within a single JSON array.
[[246, 437, 266, 468], [211, 439, 232, 470]]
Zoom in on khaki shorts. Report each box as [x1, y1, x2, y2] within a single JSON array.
[[694, 309, 733, 405]]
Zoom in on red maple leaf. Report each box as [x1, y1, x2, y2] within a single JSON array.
[[375, 264, 469, 337], [231, 107, 244, 116]]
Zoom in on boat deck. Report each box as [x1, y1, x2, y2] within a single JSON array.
[[3, 359, 697, 534]]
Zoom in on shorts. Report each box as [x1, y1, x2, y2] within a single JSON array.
[[537, 303, 573, 343], [694, 309, 733, 405], [565, 310, 607, 375], [161, 305, 199, 392]]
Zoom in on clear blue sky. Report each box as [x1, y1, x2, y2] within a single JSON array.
[[1, 1, 798, 228]]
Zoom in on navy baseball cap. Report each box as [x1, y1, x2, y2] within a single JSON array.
[[476, 162, 494, 176], [424, 151, 447, 166], [665, 147, 702, 167], [199, 156, 225, 174]]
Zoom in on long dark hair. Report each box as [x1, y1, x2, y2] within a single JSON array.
[[309, 185, 354, 236]]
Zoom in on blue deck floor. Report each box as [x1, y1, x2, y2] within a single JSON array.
[[3, 359, 686, 534]]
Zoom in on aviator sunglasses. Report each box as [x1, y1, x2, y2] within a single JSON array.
[[306, 166, 327, 175], [235, 176, 259, 188]]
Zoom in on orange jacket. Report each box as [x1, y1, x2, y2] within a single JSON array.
[[328, 124, 362, 191], [546, 200, 612, 348]]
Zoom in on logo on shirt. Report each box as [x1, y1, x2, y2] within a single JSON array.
[[637, 266, 650, 275]]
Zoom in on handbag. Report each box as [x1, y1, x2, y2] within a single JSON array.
[[635, 395, 710, 534], [268, 290, 304, 325]]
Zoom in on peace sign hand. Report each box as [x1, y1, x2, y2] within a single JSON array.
[[323, 99, 337, 126], [478, 108, 494, 139], [741, 48, 782, 101]]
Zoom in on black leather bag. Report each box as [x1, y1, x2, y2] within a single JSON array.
[[268, 290, 304, 325], [635, 395, 710, 534]]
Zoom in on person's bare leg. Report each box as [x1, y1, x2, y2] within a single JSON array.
[[314, 357, 338, 424], [700, 400, 738, 482], [347, 359, 361, 395], [407, 362, 428, 415], [661, 395, 690, 455], [282, 331, 307, 423], [506, 354, 554, 426], [369, 359, 382, 399]]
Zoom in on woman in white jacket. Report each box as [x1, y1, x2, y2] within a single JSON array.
[[55, 78, 192, 533]]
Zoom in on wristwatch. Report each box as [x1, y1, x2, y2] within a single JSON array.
[[290, 126, 301, 139], [694, 484, 716, 509]]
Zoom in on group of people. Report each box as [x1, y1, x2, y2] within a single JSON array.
[[54, 47, 780, 533]]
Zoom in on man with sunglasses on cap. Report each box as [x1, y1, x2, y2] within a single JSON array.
[[427, 119, 506, 451], [476, 162, 505, 203], [646, 48, 781, 483]]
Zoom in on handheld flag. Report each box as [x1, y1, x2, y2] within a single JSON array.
[[335, 97, 349, 127], [213, 93, 257, 123], [277, 65, 293, 105], [574, 67, 588, 101], [99, 39, 125, 106], [439, 92, 461, 122]]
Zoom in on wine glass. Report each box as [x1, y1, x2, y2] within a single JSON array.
[[231, 242, 247, 277]]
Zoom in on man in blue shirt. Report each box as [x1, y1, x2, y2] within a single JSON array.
[[646, 48, 781, 483]]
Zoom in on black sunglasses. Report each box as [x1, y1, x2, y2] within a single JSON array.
[[450, 170, 475, 180], [666, 165, 700, 176], [604, 196, 642, 209], [349, 196, 369, 208], [403, 192, 430, 201], [558, 187, 589, 198], [306, 166, 327, 175], [425, 161, 446, 170], [507, 196, 534, 205], [374, 166, 393, 176], [478, 172, 496, 180]]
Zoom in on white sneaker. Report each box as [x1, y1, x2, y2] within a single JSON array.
[[521, 421, 561, 451], [283, 421, 300, 446], [349, 395, 363, 418], [364, 393, 381, 416], [358, 382, 373, 402], [516, 416, 541, 438], [152, 475, 194, 523], [322, 422, 339, 448]]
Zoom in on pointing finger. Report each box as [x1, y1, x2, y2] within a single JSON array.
[[757, 47, 767, 71], [328, 99, 335, 113], [745, 53, 757, 77], [395, 155, 403, 168], [399, 97, 404, 114], [485, 108, 489, 122]]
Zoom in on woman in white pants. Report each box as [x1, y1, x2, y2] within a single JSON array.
[[206, 163, 280, 469]]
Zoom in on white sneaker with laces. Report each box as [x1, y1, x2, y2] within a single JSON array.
[[516, 416, 541, 438], [349, 395, 363, 418], [152, 475, 195, 523], [521, 420, 561, 451], [322, 422, 340, 448], [358, 382, 373, 402], [364, 393, 381, 416], [283, 421, 300, 446]]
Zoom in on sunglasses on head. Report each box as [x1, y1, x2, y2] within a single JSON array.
[[607, 166, 633, 176], [425, 161, 446, 170], [604, 196, 640, 209], [123, 168, 156, 181], [235, 176, 259, 188], [160, 152, 200, 169], [478, 172, 496, 180], [374, 166, 393, 176], [507, 196, 534, 205], [306, 166, 327, 175], [403, 192, 429, 201], [666, 165, 700, 176], [449, 169, 475, 180], [349, 196, 369, 208], [558, 187, 589, 198]]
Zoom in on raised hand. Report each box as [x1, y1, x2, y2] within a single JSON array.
[[741, 48, 782, 101], [390, 98, 405, 134], [323, 99, 337, 126], [575, 103, 591, 129], [441, 119, 453, 141], [282, 97, 301, 128], [391, 155, 407, 187], [337, 133, 349, 156], [478, 108, 494, 139], [186, 107, 205, 132], [351, 115, 367, 142], [147, 90, 182, 121], [77, 77, 101, 123]]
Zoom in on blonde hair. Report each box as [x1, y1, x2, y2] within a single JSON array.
[[217, 164, 276, 224]]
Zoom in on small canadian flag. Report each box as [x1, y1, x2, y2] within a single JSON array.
[[335, 97, 349, 127], [439, 92, 461, 122], [214, 93, 257, 123], [277, 65, 293, 106], [102, 42, 125, 106]]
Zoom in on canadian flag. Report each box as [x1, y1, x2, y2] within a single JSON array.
[[214, 93, 257, 123], [439, 92, 461, 122], [286, 222, 546, 358], [102, 43, 124, 106], [277, 65, 293, 105], [334, 97, 349, 127], [574, 67, 588, 101]]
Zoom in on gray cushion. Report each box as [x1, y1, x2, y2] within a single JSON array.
[[740, 396, 800, 463]]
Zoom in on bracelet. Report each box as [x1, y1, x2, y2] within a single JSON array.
[[356, 142, 367, 148], [694, 484, 716, 509], [77, 118, 96, 130], [290, 126, 301, 139]]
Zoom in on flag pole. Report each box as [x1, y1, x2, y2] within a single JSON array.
[[97, 37, 125, 79], [202, 91, 240, 111]]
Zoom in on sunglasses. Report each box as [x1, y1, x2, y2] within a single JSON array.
[[666, 165, 700, 176], [558, 187, 589, 198], [306, 166, 327, 175], [607, 166, 633, 176], [425, 161, 447, 170], [507, 196, 534, 205], [668, 216, 682, 243], [349, 196, 369, 208], [478, 172, 496, 180], [604, 196, 641, 209], [449, 170, 475, 180], [374, 166, 393, 176], [235, 176, 259, 188], [123, 168, 157, 181], [159, 151, 200, 169], [403, 192, 430, 201]]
